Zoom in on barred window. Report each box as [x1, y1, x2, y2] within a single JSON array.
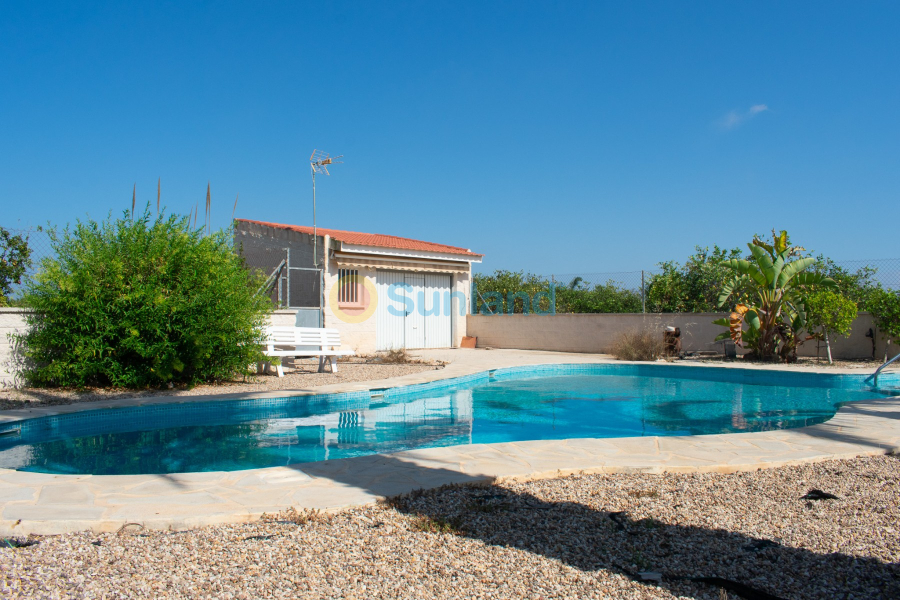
[[338, 268, 359, 303]]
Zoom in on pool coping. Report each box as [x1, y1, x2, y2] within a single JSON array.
[[1, 350, 899, 536]]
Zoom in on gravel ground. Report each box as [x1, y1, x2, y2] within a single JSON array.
[[2, 455, 898, 599], [0, 358, 443, 410]]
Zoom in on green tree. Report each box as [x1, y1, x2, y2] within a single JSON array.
[[555, 280, 642, 313], [805, 290, 858, 364], [866, 288, 900, 361], [810, 255, 880, 307], [18, 208, 272, 388], [473, 270, 641, 314], [645, 246, 743, 313], [714, 230, 835, 362], [0, 228, 32, 306], [473, 270, 552, 314]]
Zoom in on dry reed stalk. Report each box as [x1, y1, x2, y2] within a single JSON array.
[[205, 182, 211, 236]]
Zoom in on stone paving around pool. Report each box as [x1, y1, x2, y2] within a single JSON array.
[[1, 349, 898, 536]]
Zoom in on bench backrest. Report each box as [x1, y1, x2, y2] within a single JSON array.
[[264, 326, 342, 350]]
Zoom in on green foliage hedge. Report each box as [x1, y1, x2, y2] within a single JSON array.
[[867, 288, 900, 343], [555, 279, 642, 313], [19, 210, 272, 388], [0, 227, 32, 306], [645, 246, 743, 313], [472, 270, 641, 314]]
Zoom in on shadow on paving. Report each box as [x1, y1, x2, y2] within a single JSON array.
[[793, 399, 900, 451], [303, 454, 899, 600]]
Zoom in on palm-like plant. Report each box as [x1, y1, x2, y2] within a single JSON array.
[[714, 231, 836, 362]]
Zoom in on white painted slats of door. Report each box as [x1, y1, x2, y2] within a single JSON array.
[[423, 273, 451, 348], [375, 270, 405, 350]]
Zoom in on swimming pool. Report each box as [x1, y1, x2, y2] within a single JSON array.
[[1, 364, 896, 475]]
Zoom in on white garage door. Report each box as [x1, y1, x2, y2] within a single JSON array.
[[376, 270, 452, 350]]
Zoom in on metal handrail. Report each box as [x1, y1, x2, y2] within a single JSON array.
[[255, 259, 286, 298], [865, 352, 900, 387]]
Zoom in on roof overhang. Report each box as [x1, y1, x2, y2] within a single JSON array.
[[337, 242, 482, 263], [333, 252, 469, 273]]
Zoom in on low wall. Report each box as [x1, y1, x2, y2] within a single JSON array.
[[0, 309, 305, 387], [467, 312, 899, 360], [0, 308, 29, 387]]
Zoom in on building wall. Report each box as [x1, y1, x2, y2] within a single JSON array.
[[320, 264, 472, 354], [236, 221, 475, 353], [467, 312, 899, 360], [234, 221, 323, 308], [451, 270, 470, 346], [321, 263, 379, 354]]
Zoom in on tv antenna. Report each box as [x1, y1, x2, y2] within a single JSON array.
[[309, 149, 342, 269]]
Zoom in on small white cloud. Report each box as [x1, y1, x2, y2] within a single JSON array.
[[717, 104, 769, 130]]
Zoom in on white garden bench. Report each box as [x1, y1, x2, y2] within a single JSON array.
[[259, 326, 354, 377]]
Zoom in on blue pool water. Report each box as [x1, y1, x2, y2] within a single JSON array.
[[0, 364, 896, 475]]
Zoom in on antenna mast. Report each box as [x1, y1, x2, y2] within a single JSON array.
[[309, 150, 342, 269]]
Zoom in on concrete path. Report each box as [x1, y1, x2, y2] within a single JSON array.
[[1, 350, 898, 536]]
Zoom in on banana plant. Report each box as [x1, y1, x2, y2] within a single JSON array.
[[713, 231, 836, 362]]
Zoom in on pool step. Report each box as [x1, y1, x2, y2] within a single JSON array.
[[0, 427, 21, 439]]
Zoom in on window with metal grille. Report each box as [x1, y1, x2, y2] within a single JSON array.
[[338, 268, 359, 303]]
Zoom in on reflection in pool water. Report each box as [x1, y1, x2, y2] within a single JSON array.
[[0, 364, 894, 475]]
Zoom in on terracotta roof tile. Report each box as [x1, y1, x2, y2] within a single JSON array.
[[237, 219, 483, 258]]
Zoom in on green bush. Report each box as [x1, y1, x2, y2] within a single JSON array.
[[473, 270, 552, 314], [18, 209, 272, 388], [555, 279, 642, 313], [0, 227, 32, 306], [645, 246, 743, 313], [472, 270, 641, 314], [866, 288, 900, 348], [810, 255, 881, 307], [805, 289, 858, 363]]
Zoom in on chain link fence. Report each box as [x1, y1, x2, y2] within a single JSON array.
[[6, 225, 900, 311], [1, 228, 54, 300], [548, 270, 658, 313], [474, 259, 900, 315]]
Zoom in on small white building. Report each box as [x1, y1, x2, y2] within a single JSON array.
[[235, 219, 483, 353]]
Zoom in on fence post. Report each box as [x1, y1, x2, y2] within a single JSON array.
[[550, 280, 556, 314], [641, 270, 645, 313], [285, 247, 291, 309]]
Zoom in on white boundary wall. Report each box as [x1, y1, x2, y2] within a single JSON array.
[[0, 308, 29, 387], [467, 312, 900, 360], [1, 309, 308, 387], [5, 308, 899, 386]]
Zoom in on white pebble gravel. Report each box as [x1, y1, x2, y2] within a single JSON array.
[[2, 455, 898, 599]]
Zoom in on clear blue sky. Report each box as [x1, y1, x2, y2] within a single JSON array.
[[2, 2, 898, 274]]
